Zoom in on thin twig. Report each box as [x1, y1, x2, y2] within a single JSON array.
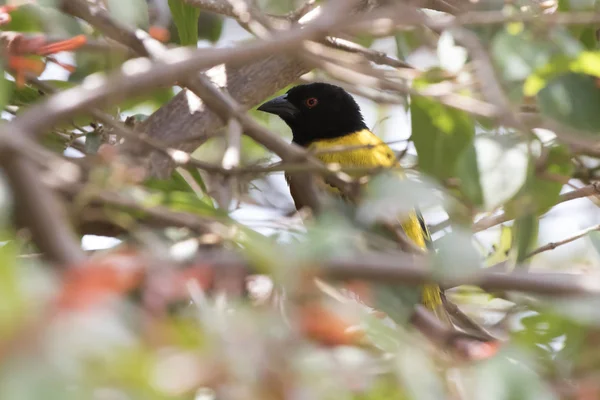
[[526, 224, 600, 258], [473, 183, 600, 232]]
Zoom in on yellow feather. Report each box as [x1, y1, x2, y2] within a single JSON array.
[[307, 129, 444, 314]]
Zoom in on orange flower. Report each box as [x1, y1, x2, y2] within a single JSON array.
[[149, 26, 170, 42], [3, 34, 87, 86], [57, 251, 146, 311]]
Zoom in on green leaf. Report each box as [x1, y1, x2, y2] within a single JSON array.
[[432, 229, 482, 279], [356, 173, 443, 226], [484, 225, 514, 267], [537, 73, 600, 133], [472, 134, 530, 211], [0, 66, 9, 112], [84, 130, 102, 155], [492, 28, 558, 82], [0, 241, 27, 337], [589, 231, 600, 260], [40, 132, 68, 153], [0, 4, 43, 32], [410, 94, 475, 182], [470, 347, 558, 400], [562, 0, 597, 10], [578, 27, 598, 50], [524, 51, 600, 97], [197, 12, 224, 43], [9, 80, 76, 107], [528, 145, 574, 215], [455, 142, 484, 207], [395, 31, 421, 61], [513, 212, 539, 263], [168, 0, 201, 46], [353, 33, 375, 49], [467, 347, 557, 400], [492, 27, 583, 103], [69, 51, 126, 82]]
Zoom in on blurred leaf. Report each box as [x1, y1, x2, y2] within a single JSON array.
[[142, 185, 218, 217], [0, 66, 8, 112], [537, 73, 600, 133], [354, 376, 410, 400], [372, 283, 420, 327], [548, 297, 600, 326], [40, 132, 68, 153], [484, 225, 514, 267], [356, 173, 443, 226], [197, 12, 224, 43], [395, 343, 446, 400], [589, 230, 600, 256], [291, 212, 362, 262], [353, 33, 375, 49], [455, 142, 484, 207], [410, 94, 475, 182], [0, 241, 26, 337], [492, 29, 556, 83], [37, 6, 84, 37], [493, 27, 583, 83], [106, 0, 149, 29], [513, 212, 539, 264], [0, 4, 43, 32], [168, 0, 201, 46], [433, 228, 482, 278], [8, 82, 41, 107], [526, 144, 573, 215], [146, 169, 206, 196], [84, 130, 102, 154], [578, 27, 598, 50], [115, 87, 175, 113], [395, 30, 424, 61], [471, 134, 529, 211], [9, 80, 75, 107], [470, 347, 558, 400], [560, 0, 597, 10], [524, 51, 600, 97], [69, 51, 126, 83]]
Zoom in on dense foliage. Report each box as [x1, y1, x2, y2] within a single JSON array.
[[1, 0, 600, 399]]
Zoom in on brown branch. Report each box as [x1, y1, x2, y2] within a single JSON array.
[[2, 150, 85, 266], [322, 255, 600, 297], [54, 182, 232, 237], [56, 0, 368, 212], [323, 37, 414, 70], [473, 183, 600, 232], [10, 14, 344, 137], [526, 223, 600, 258]]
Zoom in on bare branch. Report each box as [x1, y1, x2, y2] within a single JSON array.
[[473, 183, 600, 232], [527, 224, 600, 258], [2, 151, 85, 265], [322, 255, 600, 297]]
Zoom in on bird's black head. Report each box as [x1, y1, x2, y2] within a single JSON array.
[[257, 82, 368, 147]]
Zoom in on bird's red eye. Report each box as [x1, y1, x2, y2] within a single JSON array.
[[305, 97, 318, 108]]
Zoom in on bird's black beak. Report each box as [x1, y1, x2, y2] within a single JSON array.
[[257, 95, 299, 118]]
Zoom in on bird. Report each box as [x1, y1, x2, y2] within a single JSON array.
[[257, 82, 449, 325]]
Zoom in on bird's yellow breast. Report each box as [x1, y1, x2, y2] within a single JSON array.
[[307, 129, 425, 248], [307, 129, 398, 173], [306, 129, 443, 316]]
